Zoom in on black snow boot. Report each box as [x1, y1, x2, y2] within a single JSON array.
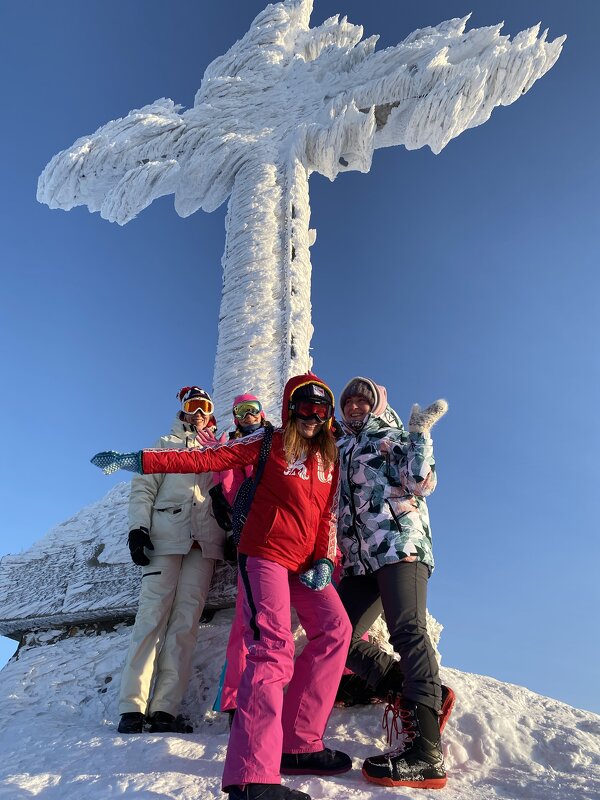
[[147, 711, 177, 732], [372, 662, 456, 727], [225, 784, 311, 800], [334, 673, 382, 707], [362, 698, 447, 789], [281, 747, 352, 775], [117, 712, 145, 734], [372, 661, 405, 700]]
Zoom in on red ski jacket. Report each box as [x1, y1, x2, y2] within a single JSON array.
[[141, 374, 339, 574]]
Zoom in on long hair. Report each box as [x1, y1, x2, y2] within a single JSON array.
[[283, 418, 338, 472]]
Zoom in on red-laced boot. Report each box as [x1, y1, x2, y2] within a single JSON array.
[[362, 696, 447, 789]]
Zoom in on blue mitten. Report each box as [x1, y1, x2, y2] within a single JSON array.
[[300, 558, 334, 591], [91, 451, 143, 475]]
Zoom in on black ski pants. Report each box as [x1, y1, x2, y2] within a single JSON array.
[[337, 560, 442, 711]]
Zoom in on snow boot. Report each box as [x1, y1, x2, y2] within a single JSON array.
[[147, 711, 193, 732], [281, 747, 352, 775], [375, 665, 456, 731], [362, 698, 447, 789], [117, 712, 145, 734], [334, 673, 382, 707], [373, 661, 405, 699], [380, 686, 454, 743], [225, 784, 311, 800], [334, 661, 405, 707]]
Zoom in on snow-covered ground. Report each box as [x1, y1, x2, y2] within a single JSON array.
[[1, 611, 598, 800]]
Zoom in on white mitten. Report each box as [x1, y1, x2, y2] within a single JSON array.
[[408, 399, 448, 434]]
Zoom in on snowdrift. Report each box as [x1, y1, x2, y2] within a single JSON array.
[[0, 611, 598, 800]]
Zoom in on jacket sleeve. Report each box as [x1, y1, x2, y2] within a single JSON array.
[[128, 436, 166, 531], [312, 463, 340, 564], [142, 433, 263, 475], [386, 430, 437, 497]]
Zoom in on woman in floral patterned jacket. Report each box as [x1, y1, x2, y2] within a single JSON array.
[[335, 376, 451, 790]]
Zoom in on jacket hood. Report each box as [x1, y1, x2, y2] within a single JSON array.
[[339, 376, 387, 418], [339, 376, 403, 434], [281, 373, 335, 428]]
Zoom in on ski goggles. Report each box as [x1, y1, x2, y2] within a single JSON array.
[[182, 397, 214, 415], [292, 400, 333, 422], [233, 400, 262, 420]]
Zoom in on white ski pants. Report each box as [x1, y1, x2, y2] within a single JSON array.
[[119, 547, 215, 716]]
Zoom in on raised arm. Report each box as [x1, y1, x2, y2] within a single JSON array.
[[385, 399, 447, 497]]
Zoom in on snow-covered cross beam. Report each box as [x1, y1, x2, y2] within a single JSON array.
[[37, 0, 564, 421]]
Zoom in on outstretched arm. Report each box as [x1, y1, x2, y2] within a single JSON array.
[[92, 431, 264, 475]]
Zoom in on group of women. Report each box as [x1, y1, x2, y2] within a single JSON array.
[[92, 372, 450, 800]]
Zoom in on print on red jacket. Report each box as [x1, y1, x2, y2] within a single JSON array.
[[142, 373, 340, 574]]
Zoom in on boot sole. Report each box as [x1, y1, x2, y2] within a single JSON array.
[[281, 764, 352, 776], [362, 768, 447, 789]]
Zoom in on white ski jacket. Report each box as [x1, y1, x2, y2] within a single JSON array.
[[128, 416, 224, 559]]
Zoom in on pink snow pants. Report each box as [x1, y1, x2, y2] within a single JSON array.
[[218, 574, 247, 712], [222, 555, 352, 789]]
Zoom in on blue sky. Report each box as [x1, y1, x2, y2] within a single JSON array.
[[1, 1, 599, 714]]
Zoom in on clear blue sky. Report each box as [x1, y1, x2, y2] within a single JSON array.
[[1, 1, 599, 714]]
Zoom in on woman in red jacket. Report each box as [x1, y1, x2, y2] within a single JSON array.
[[93, 374, 352, 800]]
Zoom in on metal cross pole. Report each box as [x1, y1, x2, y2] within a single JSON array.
[[37, 0, 564, 422]]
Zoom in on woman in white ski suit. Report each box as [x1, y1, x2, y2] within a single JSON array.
[[118, 386, 224, 733]]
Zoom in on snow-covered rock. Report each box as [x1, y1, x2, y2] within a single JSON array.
[[0, 483, 236, 639]]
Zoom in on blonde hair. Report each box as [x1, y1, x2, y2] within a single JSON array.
[[283, 419, 338, 473]]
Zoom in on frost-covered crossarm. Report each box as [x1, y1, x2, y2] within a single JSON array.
[[38, 0, 564, 421]]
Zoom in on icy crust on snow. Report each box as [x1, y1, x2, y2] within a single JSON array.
[[0, 483, 236, 637], [0, 615, 598, 800], [36, 0, 563, 420]]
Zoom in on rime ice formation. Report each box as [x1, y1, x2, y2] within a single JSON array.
[[1, 624, 599, 799], [37, 0, 564, 420], [0, 483, 236, 638]]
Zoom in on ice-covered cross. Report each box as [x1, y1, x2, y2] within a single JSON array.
[[37, 0, 563, 421]]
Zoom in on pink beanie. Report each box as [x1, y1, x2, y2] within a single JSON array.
[[232, 393, 265, 425]]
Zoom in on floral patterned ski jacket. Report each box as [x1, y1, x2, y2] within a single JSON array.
[[337, 411, 438, 576]]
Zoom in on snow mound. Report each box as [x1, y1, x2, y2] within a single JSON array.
[[0, 611, 598, 800], [0, 484, 236, 637]]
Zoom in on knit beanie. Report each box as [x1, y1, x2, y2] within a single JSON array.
[[339, 378, 377, 411], [178, 386, 212, 405]]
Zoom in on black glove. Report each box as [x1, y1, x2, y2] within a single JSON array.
[[223, 534, 238, 565], [128, 527, 154, 566], [209, 484, 232, 532]]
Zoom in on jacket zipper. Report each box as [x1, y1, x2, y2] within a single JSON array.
[[385, 498, 408, 530], [346, 443, 370, 574]]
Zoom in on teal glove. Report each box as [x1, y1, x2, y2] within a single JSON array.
[[300, 558, 334, 591], [91, 451, 143, 475]]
